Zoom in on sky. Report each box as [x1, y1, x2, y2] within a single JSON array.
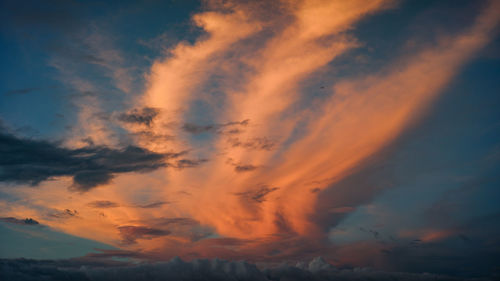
[[1, 0, 500, 280]]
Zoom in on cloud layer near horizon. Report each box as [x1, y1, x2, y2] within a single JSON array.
[[0, 257, 471, 281]]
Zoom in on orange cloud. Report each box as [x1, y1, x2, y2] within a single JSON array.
[[173, 0, 500, 242]]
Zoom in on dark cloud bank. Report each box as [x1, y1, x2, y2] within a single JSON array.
[[0, 217, 39, 225], [0, 129, 203, 191], [0, 256, 482, 281]]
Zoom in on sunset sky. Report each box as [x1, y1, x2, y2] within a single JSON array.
[[1, 0, 500, 280]]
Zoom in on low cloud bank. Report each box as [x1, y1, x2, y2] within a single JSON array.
[[0, 257, 481, 281]]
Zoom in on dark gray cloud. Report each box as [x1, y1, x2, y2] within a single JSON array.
[[72, 171, 115, 191], [118, 107, 160, 127], [130, 130, 175, 143], [0, 256, 473, 281], [234, 164, 258, 173], [228, 137, 276, 150], [0, 129, 200, 191], [84, 249, 145, 260], [226, 158, 259, 173], [124, 218, 204, 241], [49, 209, 79, 219], [123, 217, 210, 243], [127, 217, 200, 229], [0, 217, 39, 226], [182, 119, 249, 134], [236, 186, 279, 203], [87, 201, 120, 208], [118, 226, 170, 245], [174, 158, 208, 169], [153, 217, 199, 226], [182, 123, 216, 134], [135, 201, 168, 209]]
